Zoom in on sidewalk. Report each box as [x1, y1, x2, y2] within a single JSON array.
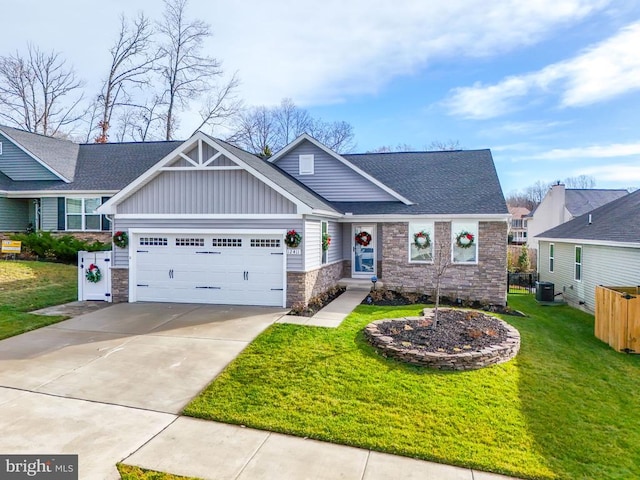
[[124, 417, 517, 480]]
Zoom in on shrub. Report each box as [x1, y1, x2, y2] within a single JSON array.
[[10, 232, 110, 264]]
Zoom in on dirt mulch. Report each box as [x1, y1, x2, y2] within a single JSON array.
[[375, 309, 509, 354]]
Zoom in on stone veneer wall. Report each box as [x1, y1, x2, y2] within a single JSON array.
[[381, 222, 507, 305], [111, 267, 129, 303], [287, 261, 346, 307]]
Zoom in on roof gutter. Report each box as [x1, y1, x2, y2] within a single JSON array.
[[536, 237, 640, 249], [338, 213, 511, 222]]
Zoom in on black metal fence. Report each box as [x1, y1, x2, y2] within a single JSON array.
[[508, 272, 538, 294]]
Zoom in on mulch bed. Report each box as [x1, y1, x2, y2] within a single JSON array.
[[289, 286, 346, 317], [375, 309, 509, 354], [362, 289, 525, 316]]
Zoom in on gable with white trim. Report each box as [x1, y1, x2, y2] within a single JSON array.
[[273, 139, 398, 202], [105, 134, 298, 215]]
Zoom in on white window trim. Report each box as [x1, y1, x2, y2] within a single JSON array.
[[0, 142, 3, 155], [299, 154, 314, 175], [549, 243, 554, 273], [451, 221, 479, 265], [408, 222, 434, 264], [65, 197, 103, 232], [574, 245, 582, 282]]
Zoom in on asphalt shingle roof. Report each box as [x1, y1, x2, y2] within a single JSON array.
[[338, 149, 508, 215], [0, 125, 79, 181], [0, 141, 182, 192], [565, 188, 629, 217], [537, 189, 640, 243]]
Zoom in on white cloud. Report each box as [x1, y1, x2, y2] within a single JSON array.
[[204, 0, 610, 105], [536, 143, 640, 159], [445, 21, 640, 118], [579, 164, 640, 182]]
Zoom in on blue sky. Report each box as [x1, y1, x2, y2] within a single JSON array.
[[2, 0, 640, 193]]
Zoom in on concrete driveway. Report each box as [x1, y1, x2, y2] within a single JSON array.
[[0, 303, 286, 479]]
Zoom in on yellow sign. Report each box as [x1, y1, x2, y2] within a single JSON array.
[[1, 240, 21, 254]]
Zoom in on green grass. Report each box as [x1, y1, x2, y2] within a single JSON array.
[[117, 464, 201, 480], [0, 260, 77, 339], [184, 294, 640, 480]]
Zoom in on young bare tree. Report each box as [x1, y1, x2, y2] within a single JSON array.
[[0, 45, 84, 136], [274, 97, 312, 147], [431, 241, 452, 328], [227, 106, 278, 155], [563, 175, 596, 189], [157, 0, 238, 140], [94, 13, 156, 143]]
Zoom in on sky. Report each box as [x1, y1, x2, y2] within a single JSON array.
[[1, 0, 640, 194]]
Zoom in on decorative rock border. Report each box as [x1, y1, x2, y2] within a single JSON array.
[[364, 308, 520, 371]]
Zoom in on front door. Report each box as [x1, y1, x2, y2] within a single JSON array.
[[352, 224, 376, 278]]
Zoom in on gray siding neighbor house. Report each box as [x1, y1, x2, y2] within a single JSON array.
[[536, 189, 640, 312], [1, 126, 510, 308]]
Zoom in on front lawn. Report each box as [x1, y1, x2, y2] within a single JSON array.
[[184, 294, 640, 480], [0, 260, 77, 339]]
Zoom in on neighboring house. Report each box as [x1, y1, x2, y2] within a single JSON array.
[[536, 189, 640, 312], [1, 125, 510, 307], [507, 206, 530, 244], [527, 183, 628, 249], [0, 125, 180, 239]]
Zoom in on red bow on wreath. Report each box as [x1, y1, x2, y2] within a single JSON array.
[[355, 231, 372, 247]]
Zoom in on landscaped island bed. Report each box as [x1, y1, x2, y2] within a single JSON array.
[[364, 308, 520, 370], [184, 295, 640, 480]]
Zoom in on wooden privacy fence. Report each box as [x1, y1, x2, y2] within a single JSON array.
[[595, 286, 640, 353]]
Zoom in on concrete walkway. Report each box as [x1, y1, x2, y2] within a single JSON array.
[[1, 298, 520, 479], [125, 417, 515, 480], [277, 289, 370, 327]]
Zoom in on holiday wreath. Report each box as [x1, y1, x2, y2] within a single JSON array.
[[413, 231, 431, 249], [322, 233, 332, 251], [355, 231, 372, 247], [85, 263, 102, 283], [113, 231, 129, 249], [285, 229, 302, 248], [455, 230, 475, 249]]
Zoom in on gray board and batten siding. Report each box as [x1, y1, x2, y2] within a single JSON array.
[[117, 170, 297, 215], [0, 133, 60, 181], [273, 140, 397, 202]]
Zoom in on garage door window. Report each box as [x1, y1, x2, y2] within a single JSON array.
[[251, 239, 281, 248], [140, 237, 168, 246], [212, 238, 242, 247], [176, 238, 205, 246]]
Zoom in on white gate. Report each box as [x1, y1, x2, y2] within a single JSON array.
[[78, 250, 112, 302]]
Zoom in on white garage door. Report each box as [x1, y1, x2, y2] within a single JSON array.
[[131, 232, 285, 306]]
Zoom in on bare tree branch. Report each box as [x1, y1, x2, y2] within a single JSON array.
[[0, 45, 84, 136], [227, 98, 356, 154], [192, 72, 241, 134], [95, 12, 156, 142], [157, 0, 226, 140]]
